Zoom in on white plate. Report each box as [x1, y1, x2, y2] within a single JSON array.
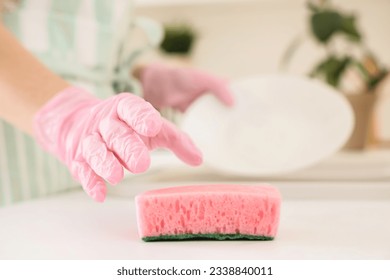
[[181, 75, 354, 176]]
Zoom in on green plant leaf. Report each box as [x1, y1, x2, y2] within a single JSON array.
[[340, 15, 361, 41], [160, 24, 197, 54], [356, 61, 388, 90], [310, 10, 343, 43], [310, 56, 352, 87], [368, 69, 388, 90]]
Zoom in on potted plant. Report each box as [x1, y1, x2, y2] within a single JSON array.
[[159, 22, 197, 64], [282, 0, 388, 149]]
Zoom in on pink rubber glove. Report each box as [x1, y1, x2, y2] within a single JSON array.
[[33, 86, 202, 202], [140, 63, 234, 112]]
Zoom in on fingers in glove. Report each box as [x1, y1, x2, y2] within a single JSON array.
[[116, 93, 163, 137], [99, 118, 151, 174], [72, 161, 107, 202], [81, 133, 124, 185], [200, 73, 235, 107], [145, 119, 203, 166]]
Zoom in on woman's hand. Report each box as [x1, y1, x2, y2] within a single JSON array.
[[138, 63, 234, 112], [34, 86, 202, 202]]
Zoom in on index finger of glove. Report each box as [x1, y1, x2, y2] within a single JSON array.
[[146, 120, 203, 166]]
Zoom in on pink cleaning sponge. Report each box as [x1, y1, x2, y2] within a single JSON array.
[[135, 184, 281, 241]]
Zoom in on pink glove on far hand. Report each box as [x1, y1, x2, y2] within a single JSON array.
[[140, 63, 234, 112], [34, 86, 202, 202]]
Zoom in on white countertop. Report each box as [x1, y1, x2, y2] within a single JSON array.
[[1, 151, 390, 260], [1, 182, 389, 260]]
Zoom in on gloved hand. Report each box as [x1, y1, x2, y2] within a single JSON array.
[[139, 63, 234, 112], [33, 86, 202, 202]]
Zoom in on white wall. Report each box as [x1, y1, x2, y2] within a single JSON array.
[[135, 0, 390, 141]]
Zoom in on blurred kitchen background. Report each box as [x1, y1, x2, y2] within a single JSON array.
[[120, 0, 390, 187], [136, 0, 390, 145]]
